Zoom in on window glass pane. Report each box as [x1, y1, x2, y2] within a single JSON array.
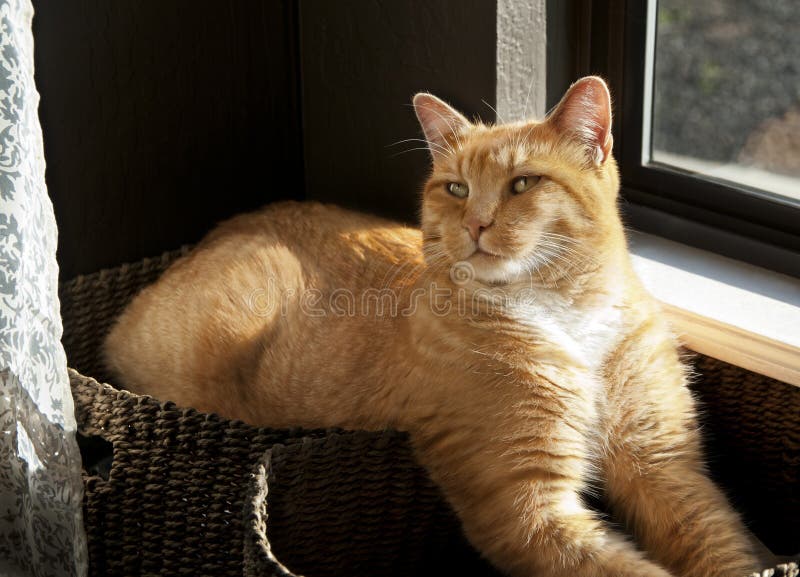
[[650, 0, 800, 203]]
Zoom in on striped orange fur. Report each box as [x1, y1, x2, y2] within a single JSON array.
[[105, 77, 758, 577]]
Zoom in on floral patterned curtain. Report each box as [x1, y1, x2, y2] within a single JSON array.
[[0, 0, 87, 575]]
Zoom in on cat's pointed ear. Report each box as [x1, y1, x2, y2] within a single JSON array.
[[413, 93, 469, 156], [547, 76, 613, 165]]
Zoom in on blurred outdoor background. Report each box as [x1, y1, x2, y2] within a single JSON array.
[[652, 0, 799, 200]]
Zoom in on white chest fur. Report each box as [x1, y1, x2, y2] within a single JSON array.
[[510, 288, 624, 372]]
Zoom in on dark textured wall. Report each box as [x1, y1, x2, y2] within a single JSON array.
[[34, 0, 497, 279], [299, 0, 497, 223], [34, 0, 303, 279]]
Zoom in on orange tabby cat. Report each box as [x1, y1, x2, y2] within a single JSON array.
[[105, 77, 758, 577]]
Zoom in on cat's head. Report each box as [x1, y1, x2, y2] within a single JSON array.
[[413, 76, 622, 286]]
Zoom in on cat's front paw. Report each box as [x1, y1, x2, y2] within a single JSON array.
[[748, 561, 799, 577]]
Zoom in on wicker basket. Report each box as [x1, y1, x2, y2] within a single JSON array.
[[59, 248, 799, 576], [689, 356, 800, 554], [70, 370, 322, 576], [242, 433, 501, 577]]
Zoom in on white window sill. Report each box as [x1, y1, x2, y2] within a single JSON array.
[[628, 231, 800, 387]]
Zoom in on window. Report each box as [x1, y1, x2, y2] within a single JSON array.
[[648, 1, 800, 205], [553, 0, 800, 277]]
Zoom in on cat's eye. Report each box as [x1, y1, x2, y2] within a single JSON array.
[[511, 175, 540, 195], [447, 182, 469, 198]]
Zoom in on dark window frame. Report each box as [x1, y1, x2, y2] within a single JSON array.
[[548, 0, 800, 277]]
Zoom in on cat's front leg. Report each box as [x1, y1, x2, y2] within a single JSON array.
[[604, 337, 759, 577], [448, 484, 675, 577], [411, 369, 675, 577]]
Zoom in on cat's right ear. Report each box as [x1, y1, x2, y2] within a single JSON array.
[[546, 76, 613, 166], [413, 93, 469, 156]]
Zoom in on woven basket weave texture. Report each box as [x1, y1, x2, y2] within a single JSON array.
[[691, 356, 799, 553], [242, 433, 502, 577]]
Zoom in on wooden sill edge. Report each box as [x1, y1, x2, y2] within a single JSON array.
[[664, 303, 800, 388], [628, 231, 800, 388]]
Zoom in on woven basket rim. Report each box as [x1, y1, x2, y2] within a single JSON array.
[[60, 245, 193, 291], [68, 367, 234, 425], [68, 367, 392, 446], [244, 447, 307, 577]]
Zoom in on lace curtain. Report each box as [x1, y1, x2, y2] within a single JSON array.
[[0, 0, 87, 575]]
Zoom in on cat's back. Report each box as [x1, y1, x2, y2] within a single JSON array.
[[103, 201, 422, 415], [198, 201, 424, 302]]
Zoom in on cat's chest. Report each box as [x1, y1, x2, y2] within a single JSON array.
[[510, 291, 624, 371]]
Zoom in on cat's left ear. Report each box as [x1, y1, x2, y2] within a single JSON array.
[[413, 93, 470, 156], [547, 76, 613, 165]]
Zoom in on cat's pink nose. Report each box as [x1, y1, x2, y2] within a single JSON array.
[[464, 216, 492, 242]]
